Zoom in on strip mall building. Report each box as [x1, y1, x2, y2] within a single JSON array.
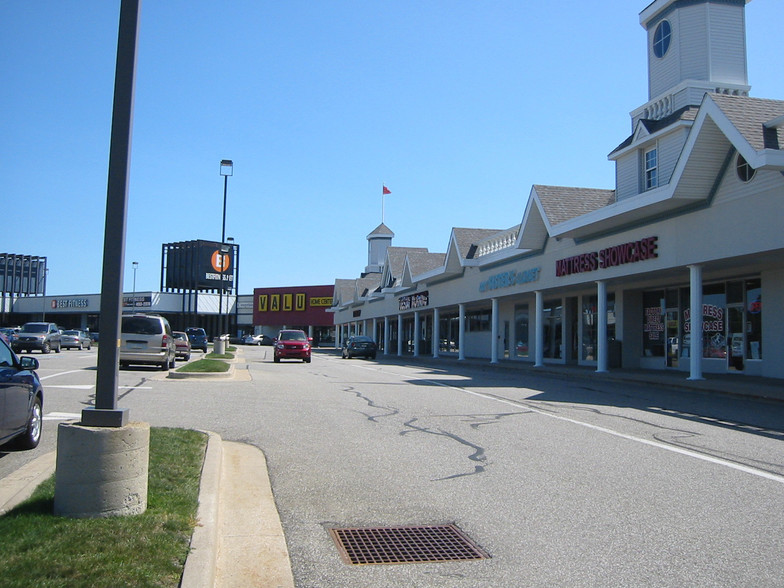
[[331, 0, 784, 380]]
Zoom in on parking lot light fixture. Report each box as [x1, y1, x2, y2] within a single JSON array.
[[218, 159, 233, 337]]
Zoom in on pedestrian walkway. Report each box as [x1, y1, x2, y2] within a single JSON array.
[[378, 352, 784, 404]]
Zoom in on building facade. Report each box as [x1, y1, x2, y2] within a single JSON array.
[[331, 0, 784, 380]]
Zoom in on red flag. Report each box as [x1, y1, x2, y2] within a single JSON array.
[[382, 185, 391, 195]]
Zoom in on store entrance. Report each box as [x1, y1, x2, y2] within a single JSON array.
[[727, 305, 745, 371], [665, 309, 679, 368]]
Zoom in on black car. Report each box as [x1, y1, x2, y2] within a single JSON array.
[[185, 327, 208, 353], [0, 336, 44, 450], [341, 335, 377, 360]]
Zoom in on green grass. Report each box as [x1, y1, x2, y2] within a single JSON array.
[[0, 428, 206, 588], [176, 358, 231, 373]]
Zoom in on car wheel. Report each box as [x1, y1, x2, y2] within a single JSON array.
[[120, 361, 128, 369], [169, 356, 176, 369], [370, 353, 377, 360], [274, 355, 280, 363], [13, 396, 42, 450], [304, 356, 311, 363], [87, 343, 91, 350], [161, 359, 169, 371], [184, 353, 190, 361], [41, 342, 50, 354]]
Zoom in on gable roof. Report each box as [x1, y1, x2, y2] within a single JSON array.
[[552, 93, 784, 240]]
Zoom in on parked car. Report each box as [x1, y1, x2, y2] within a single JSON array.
[[12, 322, 61, 354], [273, 330, 312, 363], [172, 331, 191, 361], [0, 327, 19, 345], [119, 314, 176, 370], [342, 335, 378, 360], [185, 327, 208, 353], [0, 336, 43, 450], [61, 329, 92, 350], [243, 333, 273, 346]]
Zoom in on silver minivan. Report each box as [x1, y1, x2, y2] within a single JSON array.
[[119, 314, 176, 370]]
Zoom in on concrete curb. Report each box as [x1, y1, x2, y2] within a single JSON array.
[[0, 450, 56, 515], [181, 430, 223, 588], [168, 362, 236, 379]]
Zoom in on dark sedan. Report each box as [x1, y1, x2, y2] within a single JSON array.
[[0, 337, 43, 450], [341, 335, 377, 360]]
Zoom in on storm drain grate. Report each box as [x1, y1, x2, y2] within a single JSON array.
[[328, 524, 490, 565]]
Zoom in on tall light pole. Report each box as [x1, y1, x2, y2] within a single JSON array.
[[218, 159, 233, 339], [131, 261, 138, 309]]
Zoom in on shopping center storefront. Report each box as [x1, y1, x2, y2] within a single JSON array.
[[331, 0, 784, 380]]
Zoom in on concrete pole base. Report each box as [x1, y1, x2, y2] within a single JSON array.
[[54, 421, 150, 518]]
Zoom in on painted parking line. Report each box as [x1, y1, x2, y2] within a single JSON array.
[[43, 385, 94, 390], [44, 412, 82, 421]]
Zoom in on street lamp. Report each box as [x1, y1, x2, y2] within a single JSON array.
[[218, 159, 233, 338], [131, 261, 138, 309]]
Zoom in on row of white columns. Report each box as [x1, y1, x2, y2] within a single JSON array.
[[337, 264, 704, 380]]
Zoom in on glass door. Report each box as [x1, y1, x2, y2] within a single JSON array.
[[727, 305, 745, 371], [665, 309, 679, 368]]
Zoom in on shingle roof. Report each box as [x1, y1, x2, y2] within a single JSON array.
[[406, 251, 446, 276], [451, 228, 501, 259], [533, 185, 616, 226], [709, 94, 784, 151], [610, 106, 699, 155]]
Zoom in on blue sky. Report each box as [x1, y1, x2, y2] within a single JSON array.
[[2, 1, 782, 296]]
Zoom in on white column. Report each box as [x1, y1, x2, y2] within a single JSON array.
[[596, 281, 608, 373], [384, 317, 390, 355], [535, 291, 544, 367], [490, 298, 499, 364], [458, 303, 466, 361], [336, 324, 342, 349], [688, 264, 704, 380], [432, 307, 440, 358], [413, 311, 420, 357], [397, 314, 403, 356], [372, 318, 377, 343]]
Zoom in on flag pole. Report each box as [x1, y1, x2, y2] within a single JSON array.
[[382, 183, 385, 223]]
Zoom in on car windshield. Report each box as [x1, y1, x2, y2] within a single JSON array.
[[21, 324, 47, 333], [122, 317, 163, 335], [174, 333, 186, 340], [186, 328, 205, 336], [280, 331, 306, 341], [63, 330, 79, 335], [353, 336, 374, 343]]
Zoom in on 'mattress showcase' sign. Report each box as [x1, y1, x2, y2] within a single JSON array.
[[556, 236, 658, 277]]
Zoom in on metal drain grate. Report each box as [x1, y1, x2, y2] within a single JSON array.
[[328, 524, 490, 565]]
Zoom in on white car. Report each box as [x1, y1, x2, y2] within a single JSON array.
[[243, 333, 273, 346]]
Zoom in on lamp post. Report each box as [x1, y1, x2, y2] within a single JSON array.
[[131, 261, 138, 309], [218, 159, 233, 339]]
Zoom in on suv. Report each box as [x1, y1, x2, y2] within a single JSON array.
[[13, 322, 62, 354], [273, 329, 312, 363], [185, 327, 208, 353], [120, 314, 176, 370]]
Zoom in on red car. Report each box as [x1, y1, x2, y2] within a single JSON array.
[[273, 330, 312, 363]]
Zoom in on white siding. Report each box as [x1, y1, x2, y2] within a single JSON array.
[[708, 2, 747, 85], [648, 13, 681, 99], [657, 128, 687, 186], [615, 152, 639, 201], [679, 4, 709, 83]]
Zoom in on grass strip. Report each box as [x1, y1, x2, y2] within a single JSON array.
[[0, 427, 206, 588], [177, 358, 231, 373]]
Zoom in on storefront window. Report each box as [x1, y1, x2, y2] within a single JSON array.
[[701, 283, 726, 359], [543, 299, 562, 359], [582, 294, 616, 361], [466, 310, 491, 332], [514, 304, 529, 358], [439, 313, 459, 353], [746, 279, 762, 359], [642, 290, 665, 357]]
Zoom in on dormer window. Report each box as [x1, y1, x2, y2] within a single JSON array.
[[653, 20, 671, 58], [644, 148, 658, 190], [736, 154, 755, 182]]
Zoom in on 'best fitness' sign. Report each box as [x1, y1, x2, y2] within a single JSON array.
[[556, 236, 658, 277]]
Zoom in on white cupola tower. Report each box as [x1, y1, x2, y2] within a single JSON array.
[[364, 223, 394, 275], [634, 0, 751, 125]]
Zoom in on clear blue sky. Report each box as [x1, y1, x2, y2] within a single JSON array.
[[2, 1, 782, 296]]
